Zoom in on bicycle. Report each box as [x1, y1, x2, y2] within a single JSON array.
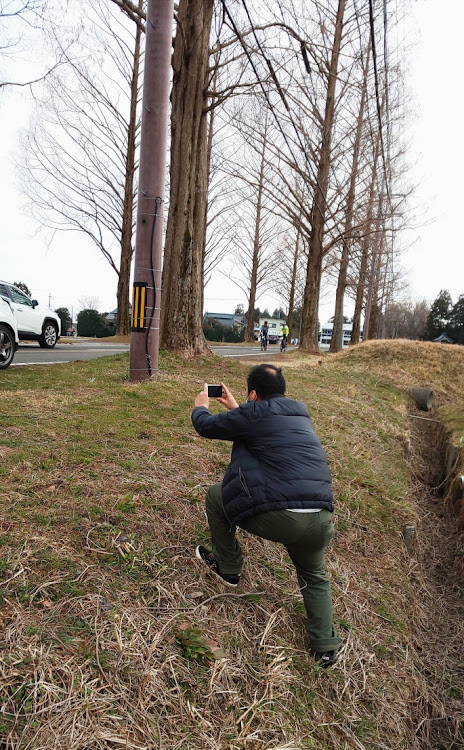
[[260, 334, 268, 352], [280, 335, 288, 353]]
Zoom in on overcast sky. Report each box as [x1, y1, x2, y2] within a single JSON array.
[[1, 0, 462, 325]]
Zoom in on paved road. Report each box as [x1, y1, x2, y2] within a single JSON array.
[[211, 344, 295, 357], [10, 340, 294, 367], [11, 341, 130, 366]]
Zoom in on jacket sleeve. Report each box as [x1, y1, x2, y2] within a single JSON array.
[[191, 405, 250, 441]]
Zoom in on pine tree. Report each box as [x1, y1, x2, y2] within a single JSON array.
[[449, 294, 464, 344], [424, 290, 452, 340]]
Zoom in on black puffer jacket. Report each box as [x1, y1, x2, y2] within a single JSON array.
[[191, 394, 333, 524]]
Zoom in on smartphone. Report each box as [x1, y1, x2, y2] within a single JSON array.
[[207, 384, 223, 398]]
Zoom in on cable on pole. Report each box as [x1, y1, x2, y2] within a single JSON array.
[[144, 196, 161, 377], [368, 0, 391, 203]]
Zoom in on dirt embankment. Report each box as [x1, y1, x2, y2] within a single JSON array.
[[407, 404, 464, 748]]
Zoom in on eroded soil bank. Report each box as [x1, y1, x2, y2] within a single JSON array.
[[407, 405, 464, 749]]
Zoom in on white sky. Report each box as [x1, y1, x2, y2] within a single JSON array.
[[1, 0, 463, 325], [400, 0, 464, 307]]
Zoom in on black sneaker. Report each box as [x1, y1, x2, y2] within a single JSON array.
[[195, 546, 240, 587], [313, 650, 337, 668]]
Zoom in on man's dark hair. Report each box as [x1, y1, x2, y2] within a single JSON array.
[[247, 364, 286, 398]]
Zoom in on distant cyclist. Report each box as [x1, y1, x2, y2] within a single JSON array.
[[280, 322, 289, 350], [260, 321, 269, 351]]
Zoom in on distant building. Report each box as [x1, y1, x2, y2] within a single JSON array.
[[203, 312, 246, 329], [105, 306, 132, 327], [433, 332, 454, 343], [319, 323, 361, 349]]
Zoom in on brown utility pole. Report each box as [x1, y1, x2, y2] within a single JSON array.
[[129, 0, 173, 382]]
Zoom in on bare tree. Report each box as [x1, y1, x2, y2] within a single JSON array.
[[329, 43, 370, 352], [286, 222, 303, 342], [78, 295, 101, 312], [111, 0, 223, 353], [299, 0, 346, 351], [243, 118, 269, 342], [110, 0, 413, 354], [350, 124, 382, 345], [159, 0, 214, 353], [18, 0, 142, 334], [0, 1, 66, 89], [112, 0, 294, 353]]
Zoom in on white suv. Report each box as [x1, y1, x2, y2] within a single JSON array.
[[0, 281, 61, 348], [0, 296, 19, 368]]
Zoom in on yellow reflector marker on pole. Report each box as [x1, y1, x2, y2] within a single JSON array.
[[131, 282, 147, 331]]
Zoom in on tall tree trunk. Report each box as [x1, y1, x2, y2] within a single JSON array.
[[378, 227, 391, 339], [363, 186, 385, 340], [201, 56, 218, 318], [116, 0, 142, 336], [359, 79, 388, 343], [330, 44, 370, 352], [160, 0, 214, 354], [287, 222, 301, 342], [246, 128, 267, 342], [299, 0, 345, 351], [350, 238, 368, 345], [350, 126, 382, 345], [368, 242, 384, 338]]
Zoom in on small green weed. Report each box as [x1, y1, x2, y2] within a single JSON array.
[[242, 592, 262, 603], [31, 513, 53, 527], [175, 625, 216, 665], [194, 523, 210, 543], [116, 493, 135, 513], [24, 625, 44, 636]]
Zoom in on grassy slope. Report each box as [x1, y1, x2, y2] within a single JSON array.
[[0, 341, 463, 750]]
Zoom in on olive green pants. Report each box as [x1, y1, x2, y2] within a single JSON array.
[[205, 483, 340, 653]]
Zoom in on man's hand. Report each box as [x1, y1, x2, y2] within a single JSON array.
[[217, 382, 239, 411], [195, 383, 209, 408]]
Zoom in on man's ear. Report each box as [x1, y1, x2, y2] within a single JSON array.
[[248, 389, 257, 402]]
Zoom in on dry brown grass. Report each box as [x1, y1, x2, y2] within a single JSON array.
[[335, 339, 464, 395], [405, 407, 464, 748], [84, 335, 131, 344], [0, 341, 463, 749]]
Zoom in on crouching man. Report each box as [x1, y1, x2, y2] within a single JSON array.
[[191, 364, 340, 667]]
